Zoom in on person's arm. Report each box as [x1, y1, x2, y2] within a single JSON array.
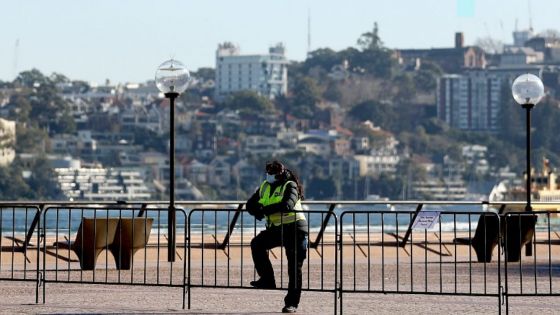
[[246, 188, 266, 221], [246, 189, 262, 216], [261, 181, 298, 215]]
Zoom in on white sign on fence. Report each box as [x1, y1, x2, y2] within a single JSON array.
[[411, 211, 440, 230]]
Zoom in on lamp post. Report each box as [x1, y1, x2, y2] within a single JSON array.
[[511, 73, 545, 212], [155, 59, 190, 262], [512, 73, 544, 258]]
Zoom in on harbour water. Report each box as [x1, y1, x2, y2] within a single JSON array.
[[2, 203, 558, 236]]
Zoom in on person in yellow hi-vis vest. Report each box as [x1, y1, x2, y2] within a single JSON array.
[[246, 160, 308, 313]]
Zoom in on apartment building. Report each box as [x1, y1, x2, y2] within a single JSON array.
[[55, 167, 151, 201], [0, 118, 16, 166], [437, 66, 544, 131], [215, 42, 288, 100], [437, 71, 502, 131]]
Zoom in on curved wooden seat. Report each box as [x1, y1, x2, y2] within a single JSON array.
[[109, 218, 153, 270], [53, 218, 119, 270]]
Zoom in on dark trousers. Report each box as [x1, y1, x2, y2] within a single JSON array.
[[250, 223, 308, 307]]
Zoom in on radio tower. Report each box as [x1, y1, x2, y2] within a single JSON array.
[[13, 39, 20, 79], [528, 0, 533, 32], [307, 9, 311, 57]]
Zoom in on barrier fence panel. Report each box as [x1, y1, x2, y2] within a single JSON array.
[[6, 200, 560, 313], [503, 211, 560, 313], [0, 205, 42, 304], [187, 208, 338, 314], [339, 209, 502, 314], [40, 206, 187, 308]]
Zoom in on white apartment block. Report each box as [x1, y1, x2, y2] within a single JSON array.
[[55, 167, 151, 201], [437, 72, 502, 131], [0, 118, 16, 166], [215, 42, 288, 100]]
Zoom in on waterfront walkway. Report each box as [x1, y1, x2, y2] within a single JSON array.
[[0, 281, 558, 314]]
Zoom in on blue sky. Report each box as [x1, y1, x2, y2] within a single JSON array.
[[1, 0, 559, 84]]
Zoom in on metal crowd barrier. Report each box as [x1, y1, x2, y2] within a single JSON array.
[[187, 208, 338, 313], [40, 205, 187, 307], [0, 204, 42, 303], [503, 211, 560, 313], [2, 200, 560, 313], [339, 208, 502, 314]]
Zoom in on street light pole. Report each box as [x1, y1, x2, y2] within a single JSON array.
[[166, 91, 179, 262], [512, 73, 544, 258], [522, 103, 534, 212], [155, 59, 190, 262]]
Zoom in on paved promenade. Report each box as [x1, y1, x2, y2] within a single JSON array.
[[0, 280, 559, 314]]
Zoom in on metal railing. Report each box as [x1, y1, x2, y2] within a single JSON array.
[[40, 205, 188, 307], [1, 200, 560, 313], [503, 211, 560, 313], [187, 208, 338, 312], [339, 209, 502, 314], [0, 204, 42, 303]]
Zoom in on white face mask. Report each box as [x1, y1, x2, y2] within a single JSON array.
[[266, 174, 277, 184]]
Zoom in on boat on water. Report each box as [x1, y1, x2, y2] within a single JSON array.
[[489, 158, 560, 212]]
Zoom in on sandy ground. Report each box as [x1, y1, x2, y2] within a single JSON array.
[[1, 231, 560, 314]]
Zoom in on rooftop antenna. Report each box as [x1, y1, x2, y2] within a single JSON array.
[[307, 8, 311, 57], [13, 38, 19, 79], [528, 0, 533, 32]]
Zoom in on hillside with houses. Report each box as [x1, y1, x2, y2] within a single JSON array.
[[1, 24, 560, 201]]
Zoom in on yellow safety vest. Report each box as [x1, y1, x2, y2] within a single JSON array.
[[258, 180, 305, 227]]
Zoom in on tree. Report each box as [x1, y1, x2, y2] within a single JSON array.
[[393, 74, 416, 103], [49, 73, 70, 85], [224, 91, 274, 114], [414, 69, 438, 92], [14, 69, 50, 88], [323, 80, 343, 102], [352, 48, 393, 78], [0, 164, 33, 200], [15, 125, 48, 154], [357, 22, 383, 51], [348, 100, 396, 130], [192, 67, 215, 82], [289, 77, 321, 119], [51, 110, 77, 134], [26, 155, 63, 199], [353, 22, 394, 78], [304, 48, 341, 73]]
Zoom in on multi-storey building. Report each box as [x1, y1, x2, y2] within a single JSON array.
[[55, 167, 151, 201], [0, 118, 15, 166], [215, 42, 288, 100], [437, 72, 502, 131], [437, 66, 543, 131]]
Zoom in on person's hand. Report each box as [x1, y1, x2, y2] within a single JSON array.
[[247, 204, 263, 217], [247, 207, 256, 216], [254, 212, 264, 221]]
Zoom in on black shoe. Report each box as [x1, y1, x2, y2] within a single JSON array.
[[250, 278, 276, 289], [282, 306, 297, 313]]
